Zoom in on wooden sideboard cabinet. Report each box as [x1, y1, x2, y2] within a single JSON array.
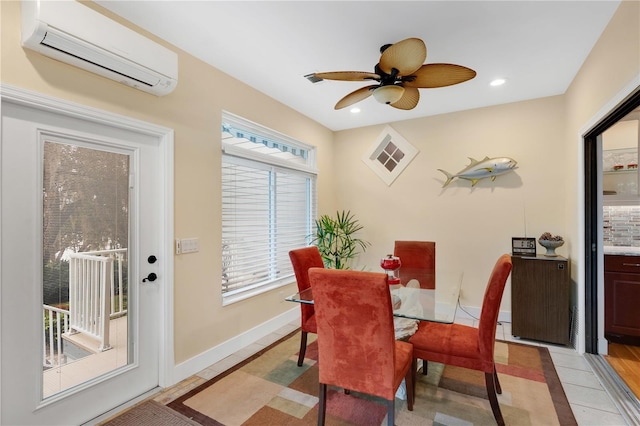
[[604, 255, 640, 344], [511, 255, 571, 345]]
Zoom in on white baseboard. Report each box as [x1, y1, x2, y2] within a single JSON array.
[[598, 337, 609, 355], [171, 307, 300, 385], [170, 304, 512, 387]]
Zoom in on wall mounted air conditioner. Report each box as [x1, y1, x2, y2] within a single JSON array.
[[21, 0, 178, 96]]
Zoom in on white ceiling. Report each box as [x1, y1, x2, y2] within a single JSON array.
[[95, 1, 621, 131]]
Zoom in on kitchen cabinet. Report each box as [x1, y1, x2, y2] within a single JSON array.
[[511, 255, 571, 345], [602, 145, 639, 205], [604, 255, 640, 345], [603, 169, 639, 204]]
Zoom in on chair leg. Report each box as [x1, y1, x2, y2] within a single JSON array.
[[411, 358, 417, 403], [406, 363, 414, 411], [422, 359, 428, 375], [493, 368, 502, 394], [318, 383, 327, 426], [386, 399, 395, 426], [297, 331, 308, 367], [484, 372, 505, 426]]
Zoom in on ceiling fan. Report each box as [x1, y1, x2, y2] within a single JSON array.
[[309, 37, 476, 111]]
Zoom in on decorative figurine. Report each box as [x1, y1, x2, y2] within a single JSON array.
[[438, 156, 517, 187]]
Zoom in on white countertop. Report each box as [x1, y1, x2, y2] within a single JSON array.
[[603, 246, 640, 255]]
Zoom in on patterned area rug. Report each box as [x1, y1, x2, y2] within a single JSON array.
[[160, 330, 577, 425]]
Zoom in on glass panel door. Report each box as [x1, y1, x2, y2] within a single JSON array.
[[42, 140, 131, 398], [1, 93, 164, 425]]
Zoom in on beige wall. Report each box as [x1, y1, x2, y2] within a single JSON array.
[[331, 0, 639, 337], [603, 121, 638, 151], [1, 1, 335, 364], [1, 0, 637, 368], [564, 0, 640, 256], [333, 96, 567, 308], [563, 0, 639, 352]]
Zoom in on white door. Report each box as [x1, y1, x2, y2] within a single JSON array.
[[1, 89, 171, 425]]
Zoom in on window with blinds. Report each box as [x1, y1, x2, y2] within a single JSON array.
[[221, 112, 317, 303]]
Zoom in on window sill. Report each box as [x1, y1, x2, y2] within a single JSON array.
[[222, 278, 293, 306]]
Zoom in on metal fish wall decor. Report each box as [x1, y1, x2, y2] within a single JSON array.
[[438, 156, 517, 187]]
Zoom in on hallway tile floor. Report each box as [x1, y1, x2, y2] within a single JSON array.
[[498, 321, 629, 425]]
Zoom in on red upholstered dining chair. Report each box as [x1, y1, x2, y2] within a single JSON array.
[[289, 246, 325, 367], [308, 268, 414, 426], [408, 254, 512, 426], [393, 240, 436, 288]]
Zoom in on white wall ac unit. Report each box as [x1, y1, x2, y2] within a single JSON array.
[[21, 0, 178, 96]]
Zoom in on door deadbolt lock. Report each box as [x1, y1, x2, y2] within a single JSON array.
[[148, 255, 157, 264], [142, 273, 157, 282]]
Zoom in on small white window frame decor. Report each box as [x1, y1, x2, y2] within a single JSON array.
[[362, 125, 418, 186]]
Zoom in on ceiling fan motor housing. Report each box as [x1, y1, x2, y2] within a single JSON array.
[[374, 64, 401, 86]]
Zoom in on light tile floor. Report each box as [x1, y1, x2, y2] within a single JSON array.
[[497, 321, 630, 425], [152, 319, 631, 425]]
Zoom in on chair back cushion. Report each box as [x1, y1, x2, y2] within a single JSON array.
[[289, 247, 324, 327], [478, 254, 513, 359], [289, 246, 324, 292], [394, 241, 436, 288], [309, 268, 398, 399]]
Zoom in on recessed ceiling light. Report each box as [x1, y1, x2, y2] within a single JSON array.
[[350, 107, 361, 113], [490, 78, 506, 87]]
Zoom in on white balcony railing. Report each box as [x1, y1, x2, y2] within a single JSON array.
[[82, 249, 128, 318], [43, 305, 70, 368], [42, 249, 127, 368]]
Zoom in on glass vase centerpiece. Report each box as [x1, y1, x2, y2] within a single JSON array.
[[380, 254, 401, 286]]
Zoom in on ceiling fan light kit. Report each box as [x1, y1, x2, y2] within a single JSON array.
[[373, 85, 405, 104], [310, 37, 476, 111]]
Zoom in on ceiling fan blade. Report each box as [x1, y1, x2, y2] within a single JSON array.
[[313, 71, 380, 82], [403, 63, 477, 88], [334, 85, 377, 109], [379, 37, 427, 76], [391, 87, 420, 110]]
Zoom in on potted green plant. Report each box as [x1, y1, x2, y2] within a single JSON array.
[[313, 210, 370, 269]]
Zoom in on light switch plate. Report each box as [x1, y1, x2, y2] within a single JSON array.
[[181, 237, 199, 254]]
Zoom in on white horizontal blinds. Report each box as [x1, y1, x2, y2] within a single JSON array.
[[274, 169, 316, 278], [221, 157, 271, 294], [221, 113, 317, 298], [221, 157, 316, 295]]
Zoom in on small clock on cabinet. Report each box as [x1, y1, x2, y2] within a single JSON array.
[[512, 237, 536, 256]]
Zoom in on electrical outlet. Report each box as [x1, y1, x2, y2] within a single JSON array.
[[175, 239, 182, 255]]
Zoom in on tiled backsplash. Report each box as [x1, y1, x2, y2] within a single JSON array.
[[603, 205, 640, 246]]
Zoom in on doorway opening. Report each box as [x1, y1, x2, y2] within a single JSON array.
[[584, 87, 640, 410]]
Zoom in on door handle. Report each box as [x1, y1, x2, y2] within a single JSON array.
[[142, 273, 157, 282]]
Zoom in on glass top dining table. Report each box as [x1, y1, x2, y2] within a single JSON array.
[[285, 270, 463, 325]]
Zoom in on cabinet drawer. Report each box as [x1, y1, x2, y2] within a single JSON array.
[[605, 255, 640, 273]]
